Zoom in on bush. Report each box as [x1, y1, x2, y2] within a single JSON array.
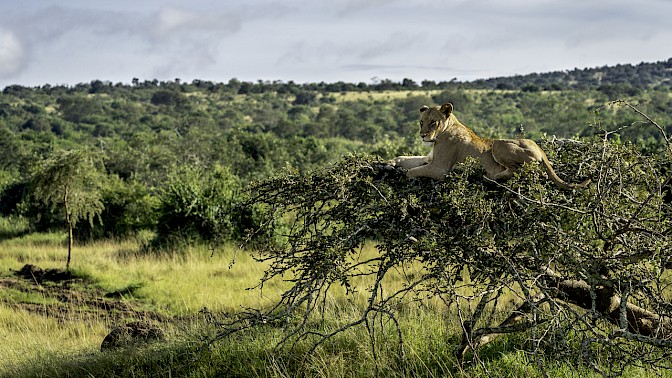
[[74, 175, 160, 241], [224, 116, 672, 375], [152, 164, 254, 249]]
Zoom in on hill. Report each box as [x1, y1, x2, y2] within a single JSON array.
[[466, 57, 672, 90], [1, 58, 671, 244]]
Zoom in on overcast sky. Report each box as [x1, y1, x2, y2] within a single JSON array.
[[1, 0, 671, 88]]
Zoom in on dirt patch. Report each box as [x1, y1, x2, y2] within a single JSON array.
[[2, 264, 166, 324], [14, 264, 74, 284]]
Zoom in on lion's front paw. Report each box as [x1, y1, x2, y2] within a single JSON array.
[[384, 158, 400, 170]]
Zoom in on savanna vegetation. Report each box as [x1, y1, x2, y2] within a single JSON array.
[[1, 58, 672, 377]]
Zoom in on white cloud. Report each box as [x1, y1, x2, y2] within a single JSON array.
[[358, 31, 427, 60], [0, 0, 671, 86], [0, 29, 24, 77], [154, 7, 197, 34], [149, 6, 242, 38]]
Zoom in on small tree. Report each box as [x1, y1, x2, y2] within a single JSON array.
[[31, 149, 104, 270], [220, 102, 672, 375]]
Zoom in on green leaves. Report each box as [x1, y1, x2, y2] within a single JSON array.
[[31, 149, 104, 228], [153, 164, 250, 248], [238, 137, 672, 372]]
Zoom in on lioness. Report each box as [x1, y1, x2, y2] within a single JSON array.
[[388, 103, 590, 190]]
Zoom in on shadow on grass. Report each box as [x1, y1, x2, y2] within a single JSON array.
[[0, 229, 30, 243], [2, 337, 284, 378], [104, 282, 145, 299], [3, 342, 206, 378], [0, 314, 576, 378]]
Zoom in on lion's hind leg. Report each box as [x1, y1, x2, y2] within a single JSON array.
[[489, 167, 515, 181], [489, 140, 541, 181], [492, 140, 538, 166]]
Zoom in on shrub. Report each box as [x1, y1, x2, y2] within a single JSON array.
[[222, 104, 672, 375], [74, 175, 160, 241], [152, 164, 254, 249]]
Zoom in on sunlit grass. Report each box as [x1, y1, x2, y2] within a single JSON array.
[[0, 233, 466, 376], [0, 233, 280, 374], [333, 90, 441, 102], [85, 244, 287, 314], [2, 234, 670, 377], [0, 232, 68, 269], [0, 233, 287, 314], [0, 304, 109, 372]]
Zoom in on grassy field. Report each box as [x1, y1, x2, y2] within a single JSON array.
[[332, 90, 442, 103], [0, 231, 668, 377]]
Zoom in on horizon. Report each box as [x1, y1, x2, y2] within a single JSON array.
[[2, 1, 671, 89], [3, 56, 670, 90]]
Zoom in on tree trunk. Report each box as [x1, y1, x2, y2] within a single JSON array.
[[552, 275, 672, 337], [457, 269, 672, 357], [457, 294, 547, 359], [64, 184, 72, 271]]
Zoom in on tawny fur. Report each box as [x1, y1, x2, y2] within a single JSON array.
[[389, 103, 590, 190]]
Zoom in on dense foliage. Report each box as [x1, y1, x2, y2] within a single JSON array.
[[0, 59, 671, 249]]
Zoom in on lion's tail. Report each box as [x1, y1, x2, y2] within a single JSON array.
[[540, 156, 591, 190]]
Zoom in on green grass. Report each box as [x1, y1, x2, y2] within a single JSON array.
[[0, 304, 109, 371], [0, 232, 284, 314], [1, 233, 671, 377], [0, 232, 293, 376]]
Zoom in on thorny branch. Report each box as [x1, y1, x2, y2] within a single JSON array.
[[216, 103, 672, 376]]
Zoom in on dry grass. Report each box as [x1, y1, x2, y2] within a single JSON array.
[[331, 90, 441, 102], [0, 304, 109, 368], [1, 233, 666, 377]]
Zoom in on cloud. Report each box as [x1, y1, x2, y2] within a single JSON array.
[[1, 0, 670, 86], [358, 31, 426, 60], [276, 28, 428, 68], [148, 6, 242, 39], [0, 3, 256, 83], [0, 5, 140, 80], [10, 6, 111, 44], [0, 29, 24, 77], [331, 0, 404, 16], [142, 6, 248, 79]]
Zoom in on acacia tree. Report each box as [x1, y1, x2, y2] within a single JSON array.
[[31, 149, 104, 270], [220, 102, 672, 375]]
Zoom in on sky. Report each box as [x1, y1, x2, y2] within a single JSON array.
[[1, 0, 671, 88]]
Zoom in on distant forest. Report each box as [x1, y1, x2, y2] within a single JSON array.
[[4, 57, 671, 96], [1, 57, 671, 244]]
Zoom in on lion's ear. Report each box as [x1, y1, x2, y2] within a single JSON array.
[[439, 103, 454, 117], [419, 105, 429, 113]]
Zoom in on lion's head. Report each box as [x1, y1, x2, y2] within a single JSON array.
[[419, 103, 454, 146]]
